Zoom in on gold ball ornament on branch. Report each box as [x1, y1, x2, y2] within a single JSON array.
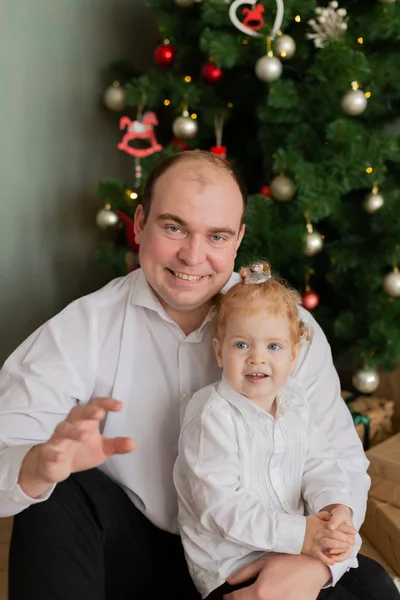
[[172, 110, 198, 139], [341, 84, 368, 116], [255, 52, 282, 83], [273, 34, 296, 60], [103, 82, 126, 112], [352, 367, 380, 394], [96, 205, 119, 229], [304, 222, 324, 257], [270, 174, 296, 201], [383, 268, 400, 297], [363, 185, 385, 213]]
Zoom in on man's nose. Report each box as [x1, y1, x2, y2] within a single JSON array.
[[177, 236, 206, 266]]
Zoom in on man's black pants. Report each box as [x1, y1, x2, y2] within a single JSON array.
[[9, 468, 399, 600]]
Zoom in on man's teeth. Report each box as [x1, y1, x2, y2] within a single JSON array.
[[173, 271, 202, 281]]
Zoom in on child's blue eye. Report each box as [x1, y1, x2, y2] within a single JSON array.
[[235, 342, 248, 349], [268, 343, 280, 351]]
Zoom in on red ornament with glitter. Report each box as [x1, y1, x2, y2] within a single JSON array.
[[302, 289, 320, 312], [201, 63, 223, 84], [154, 43, 176, 68]]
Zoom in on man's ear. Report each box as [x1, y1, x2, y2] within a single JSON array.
[[133, 204, 145, 245], [213, 337, 223, 368]]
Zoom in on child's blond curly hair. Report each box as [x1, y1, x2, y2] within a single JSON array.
[[215, 261, 310, 348]]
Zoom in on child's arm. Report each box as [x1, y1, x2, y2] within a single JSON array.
[[174, 397, 346, 559]]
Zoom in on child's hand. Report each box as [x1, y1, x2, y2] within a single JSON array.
[[321, 504, 357, 562], [301, 511, 355, 566]]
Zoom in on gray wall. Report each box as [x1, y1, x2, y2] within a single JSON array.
[[0, 0, 157, 363]]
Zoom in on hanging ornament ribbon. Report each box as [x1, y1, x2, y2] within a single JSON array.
[[229, 0, 284, 39]]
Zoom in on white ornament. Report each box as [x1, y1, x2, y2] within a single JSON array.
[[363, 187, 385, 213], [270, 174, 295, 201], [307, 1, 348, 49], [103, 83, 126, 112], [96, 207, 118, 229], [255, 55, 282, 82], [383, 269, 400, 297], [341, 89, 368, 116], [352, 367, 380, 394], [274, 34, 296, 59], [229, 0, 284, 39], [305, 231, 324, 257], [172, 111, 198, 139]]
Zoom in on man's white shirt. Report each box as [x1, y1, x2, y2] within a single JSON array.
[[0, 268, 370, 585], [174, 377, 358, 597]]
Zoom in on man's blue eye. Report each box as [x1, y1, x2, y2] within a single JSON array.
[[168, 226, 180, 233]]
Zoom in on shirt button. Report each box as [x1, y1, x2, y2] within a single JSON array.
[[182, 393, 188, 400]]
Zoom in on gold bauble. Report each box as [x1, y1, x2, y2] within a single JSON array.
[[305, 231, 324, 257], [383, 269, 400, 297], [363, 190, 385, 213], [96, 207, 118, 229], [255, 55, 282, 83], [172, 115, 198, 139], [273, 35, 296, 60], [352, 367, 380, 394], [341, 89, 368, 116], [270, 174, 295, 201]]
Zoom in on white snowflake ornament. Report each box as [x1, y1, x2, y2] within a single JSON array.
[[307, 1, 348, 49]]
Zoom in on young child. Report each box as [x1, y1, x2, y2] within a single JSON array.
[[173, 261, 358, 600]]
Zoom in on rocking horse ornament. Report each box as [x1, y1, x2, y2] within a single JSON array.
[[117, 111, 163, 158], [229, 0, 284, 39]]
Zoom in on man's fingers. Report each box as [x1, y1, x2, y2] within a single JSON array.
[[103, 436, 136, 457], [53, 420, 96, 444], [227, 557, 266, 585], [67, 398, 123, 424]]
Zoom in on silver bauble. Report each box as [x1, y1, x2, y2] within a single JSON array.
[[96, 207, 118, 229], [255, 55, 282, 83], [174, 0, 196, 6], [383, 270, 400, 297], [172, 115, 198, 139], [352, 367, 380, 394], [270, 174, 296, 201], [274, 35, 296, 60], [305, 232, 324, 257], [103, 84, 126, 112], [363, 190, 385, 213], [341, 89, 368, 116]]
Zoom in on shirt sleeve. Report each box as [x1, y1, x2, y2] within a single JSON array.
[[0, 300, 96, 517], [175, 400, 307, 555], [295, 310, 370, 585]]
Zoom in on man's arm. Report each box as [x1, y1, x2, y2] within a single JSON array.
[[0, 301, 94, 516], [294, 309, 370, 584]]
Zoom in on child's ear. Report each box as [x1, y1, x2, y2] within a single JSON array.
[[213, 337, 223, 368]]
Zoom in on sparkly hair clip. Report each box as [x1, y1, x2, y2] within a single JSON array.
[[240, 262, 272, 285]]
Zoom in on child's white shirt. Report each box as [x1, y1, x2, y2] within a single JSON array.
[[173, 376, 357, 598]]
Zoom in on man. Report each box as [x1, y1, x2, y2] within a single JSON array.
[[0, 151, 397, 600]]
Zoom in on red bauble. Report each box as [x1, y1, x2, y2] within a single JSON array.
[[171, 136, 190, 151], [154, 43, 176, 68], [201, 63, 223, 84], [210, 146, 227, 159], [259, 185, 271, 198], [302, 290, 320, 312]]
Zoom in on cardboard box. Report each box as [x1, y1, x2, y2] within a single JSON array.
[[361, 497, 400, 576], [361, 534, 399, 579], [367, 433, 400, 509], [342, 392, 394, 448]]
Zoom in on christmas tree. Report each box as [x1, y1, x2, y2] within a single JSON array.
[[96, 0, 400, 390]]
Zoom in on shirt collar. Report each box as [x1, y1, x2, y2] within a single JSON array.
[[217, 376, 305, 422], [130, 268, 215, 334]]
